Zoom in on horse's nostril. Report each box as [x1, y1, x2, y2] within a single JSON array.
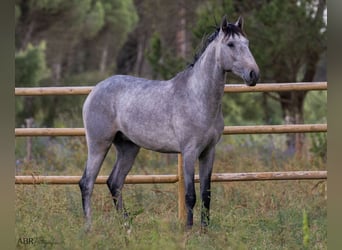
[[250, 70, 256, 80], [247, 70, 259, 86], [250, 70, 259, 82]]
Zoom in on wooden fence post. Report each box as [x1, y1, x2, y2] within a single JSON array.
[[177, 154, 186, 223]]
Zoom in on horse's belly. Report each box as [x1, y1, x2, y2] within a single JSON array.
[[124, 128, 180, 153], [118, 113, 180, 153]]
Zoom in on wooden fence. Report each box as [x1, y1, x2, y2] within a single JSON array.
[[15, 82, 327, 222]]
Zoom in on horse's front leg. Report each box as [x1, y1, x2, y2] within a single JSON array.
[[199, 146, 215, 230], [182, 151, 197, 230]]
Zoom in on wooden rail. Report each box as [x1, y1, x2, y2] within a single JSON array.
[[15, 124, 327, 137], [15, 171, 327, 184], [15, 128, 85, 136], [15, 82, 327, 96], [15, 86, 93, 96], [224, 82, 327, 92], [223, 124, 327, 134]]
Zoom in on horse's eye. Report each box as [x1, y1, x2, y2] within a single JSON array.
[[227, 42, 234, 48]]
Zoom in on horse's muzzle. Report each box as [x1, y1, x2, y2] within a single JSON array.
[[246, 70, 259, 86]]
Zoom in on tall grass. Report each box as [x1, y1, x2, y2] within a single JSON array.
[[15, 135, 327, 249]]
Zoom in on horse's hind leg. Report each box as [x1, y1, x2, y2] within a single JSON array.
[[107, 134, 140, 217], [79, 138, 112, 229]]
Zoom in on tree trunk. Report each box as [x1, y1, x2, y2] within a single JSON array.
[[100, 44, 108, 74], [116, 31, 138, 75], [278, 90, 307, 158], [52, 62, 61, 82], [135, 36, 147, 76], [176, 1, 187, 59]]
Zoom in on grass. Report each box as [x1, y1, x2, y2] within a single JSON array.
[[15, 135, 327, 249]]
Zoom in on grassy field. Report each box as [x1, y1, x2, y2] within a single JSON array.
[[15, 136, 327, 249]]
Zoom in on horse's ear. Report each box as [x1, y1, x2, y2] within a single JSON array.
[[235, 16, 244, 30], [220, 15, 228, 32]]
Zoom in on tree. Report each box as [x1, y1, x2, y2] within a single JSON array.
[[145, 31, 185, 80], [15, 41, 50, 127], [15, 0, 138, 127], [116, 0, 201, 77], [249, 0, 327, 156], [16, 0, 138, 80], [85, 0, 138, 74], [16, 0, 102, 80]]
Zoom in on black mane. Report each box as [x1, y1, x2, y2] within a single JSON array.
[[189, 23, 245, 67], [224, 23, 245, 37]]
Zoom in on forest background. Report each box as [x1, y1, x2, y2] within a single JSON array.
[[15, 0, 327, 161]]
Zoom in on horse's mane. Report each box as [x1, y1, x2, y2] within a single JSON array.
[[189, 23, 245, 67]]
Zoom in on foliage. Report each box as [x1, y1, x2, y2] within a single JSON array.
[[146, 32, 186, 80], [15, 42, 50, 127], [304, 91, 327, 124], [15, 0, 139, 126], [15, 41, 50, 86], [192, 0, 234, 41], [28, 0, 70, 11], [103, 0, 138, 31], [83, 1, 105, 39], [15, 0, 138, 79], [304, 91, 327, 161], [221, 92, 283, 125], [249, 0, 326, 82], [146, 32, 163, 79], [309, 133, 327, 162]]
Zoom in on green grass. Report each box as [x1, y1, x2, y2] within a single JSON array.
[[15, 136, 327, 249]]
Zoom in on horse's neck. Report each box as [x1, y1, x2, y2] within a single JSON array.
[[188, 44, 226, 110]]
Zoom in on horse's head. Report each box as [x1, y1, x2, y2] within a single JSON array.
[[216, 15, 259, 86]]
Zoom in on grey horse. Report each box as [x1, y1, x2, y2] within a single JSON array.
[[79, 15, 259, 230]]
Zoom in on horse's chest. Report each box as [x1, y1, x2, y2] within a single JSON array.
[[182, 110, 224, 147], [203, 118, 224, 142]]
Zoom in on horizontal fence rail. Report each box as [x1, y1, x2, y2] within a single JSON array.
[[223, 124, 327, 134], [15, 124, 327, 137], [223, 82, 327, 93], [15, 171, 327, 185], [15, 86, 93, 96], [15, 82, 327, 96], [15, 128, 86, 136]]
